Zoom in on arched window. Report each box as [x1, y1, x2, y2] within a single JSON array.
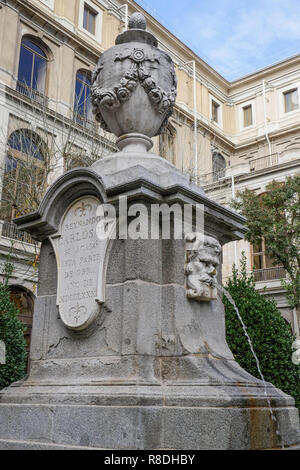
[[17, 38, 47, 100], [1, 130, 46, 221], [8, 130, 44, 161], [74, 70, 92, 124], [212, 152, 226, 181]]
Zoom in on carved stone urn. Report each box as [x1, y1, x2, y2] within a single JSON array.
[[91, 12, 177, 151]]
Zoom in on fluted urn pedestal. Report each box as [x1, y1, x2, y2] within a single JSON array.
[[0, 13, 299, 450]]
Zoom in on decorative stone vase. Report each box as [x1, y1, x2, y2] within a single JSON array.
[[91, 13, 177, 151]]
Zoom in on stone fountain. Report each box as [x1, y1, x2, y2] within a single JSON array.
[[0, 13, 299, 449]]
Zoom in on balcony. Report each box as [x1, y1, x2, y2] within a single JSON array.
[[249, 153, 279, 172], [0, 221, 37, 246], [197, 151, 288, 188], [16, 81, 49, 107], [253, 266, 286, 282], [198, 169, 228, 186], [74, 113, 99, 132]]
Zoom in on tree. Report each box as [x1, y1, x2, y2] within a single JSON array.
[[232, 175, 300, 319], [1, 83, 116, 220], [224, 255, 300, 411], [0, 84, 117, 284], [0, 262, 27, 390]]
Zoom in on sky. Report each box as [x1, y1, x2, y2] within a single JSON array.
[[135, 0, 300, 81]]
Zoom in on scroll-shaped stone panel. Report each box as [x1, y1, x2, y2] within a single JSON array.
[[51, 196, 114, 331]]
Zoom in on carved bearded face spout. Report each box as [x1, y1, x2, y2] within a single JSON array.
[[194, 254, 218, 285], [185, 234, 221, 302]]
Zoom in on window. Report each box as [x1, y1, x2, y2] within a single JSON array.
[[83, 3, 97, 35], [74, 71, 92, 123], [17, 39, 47, 97], [251, 240, 286, 281], [8, 130, 44, 161], [79, 0, 103, 42], [243, 105, 253, 127], [212, 100, 220, 123], [283, 89, 299, 113], [212, 152, 226, 181], [1, 130, 46, 221]]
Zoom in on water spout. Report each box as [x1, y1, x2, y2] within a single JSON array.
[[219, 284, 285, 449]]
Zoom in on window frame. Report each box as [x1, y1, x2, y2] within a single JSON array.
[[251, 239, 286, 282], [2, 130, 47, 222], [243, 104, 253, 127], [283, 88, 299, 114], [238, 99, 256, 131], [211, 100, 220, 123], [212, 151, 226, 181], [78, 0, 103, 43], [83, 3, 97, 35], [74, 70, 92, 123], [17, 38, 48, 97], [278, 83, 300, 118], [209, 95, 223, 129]]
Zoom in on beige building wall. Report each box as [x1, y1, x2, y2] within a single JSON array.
[[0, 0, 299, 333]]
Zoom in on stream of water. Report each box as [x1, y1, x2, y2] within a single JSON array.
[[220, 285, 285, 449]]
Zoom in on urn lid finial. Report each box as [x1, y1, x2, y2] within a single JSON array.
[[128, 12, 147, 30], [115, 11, 157, 47]]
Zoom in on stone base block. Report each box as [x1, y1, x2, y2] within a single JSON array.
[[0, 385, 299, 450]]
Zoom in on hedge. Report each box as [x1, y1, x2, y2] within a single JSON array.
[[0, 265, 27, 390], [224, 255, 300, 411]]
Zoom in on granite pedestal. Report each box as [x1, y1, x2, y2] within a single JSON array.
[[0, 152, 299, 450]]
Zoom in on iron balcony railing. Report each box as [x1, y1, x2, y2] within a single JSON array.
[[74, 113, 99, 131], [197, 153, 281, 187], [197, 169, 228, 186], [253, 266, 286, 282], [249, 153, 279, 172], [16, 81, 49, 107], [1, 221, 37, 245]]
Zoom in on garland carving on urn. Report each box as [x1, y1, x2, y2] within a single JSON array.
[[91, 51, 177, 135], [91, 13, 177, 138]]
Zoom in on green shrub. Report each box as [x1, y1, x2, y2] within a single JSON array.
[[0, 263, 27, 390], [224, 255, 300, 411]]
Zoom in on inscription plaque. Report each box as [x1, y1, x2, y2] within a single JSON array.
[[51, 196, 113, 331]]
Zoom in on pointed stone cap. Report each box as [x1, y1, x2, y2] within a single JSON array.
[[115, 12, 158, 47]]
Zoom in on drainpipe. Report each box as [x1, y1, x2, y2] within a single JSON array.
[[262, 80, 272, 165], [232, 174, 238, 267], [109, 4, 128, 31], [192, 61, 198, 184], [179, 61, 197, 183]]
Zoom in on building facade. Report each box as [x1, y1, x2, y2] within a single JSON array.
[[0, 0, 299, 348]]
